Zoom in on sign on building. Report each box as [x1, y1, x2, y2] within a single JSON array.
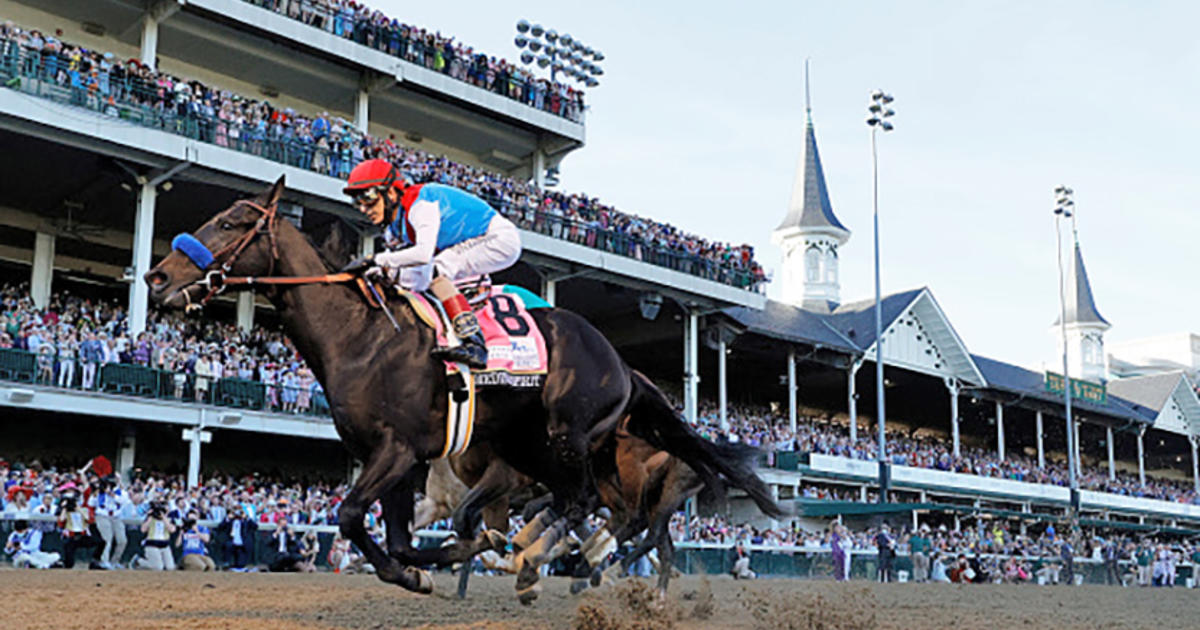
[[1045, 372, 1107, 405]]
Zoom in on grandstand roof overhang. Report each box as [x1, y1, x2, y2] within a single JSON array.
[[1108, 372, 1200, 437], [21, 0, 584, 175], [725, 288, 985, 385], [845, 288, 986, 387], [970, 355, 1155, 427]]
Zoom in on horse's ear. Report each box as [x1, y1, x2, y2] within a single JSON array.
[[260, 175, 286, 207]]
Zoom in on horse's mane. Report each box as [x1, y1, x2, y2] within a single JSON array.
[[302, 219, 358, 273]]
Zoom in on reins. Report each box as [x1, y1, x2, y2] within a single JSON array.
[[174, 199, 383, 314]]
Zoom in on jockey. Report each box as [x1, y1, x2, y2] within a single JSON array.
[[343, 159, 522, 369]]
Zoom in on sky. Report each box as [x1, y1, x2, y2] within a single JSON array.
[[375, 0, 1199, 370]]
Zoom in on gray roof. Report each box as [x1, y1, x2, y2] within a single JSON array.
[[972, 354, 1154, 424], [724, 288, 924, 353], [1054, 243, 1109, 327], [1107, 373, 1183, 412], [775, 118, 848, 234]]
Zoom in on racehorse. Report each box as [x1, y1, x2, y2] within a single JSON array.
[[144, 177, 783, 595]]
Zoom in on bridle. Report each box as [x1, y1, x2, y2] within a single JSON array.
[[172, 199, 356, 312]]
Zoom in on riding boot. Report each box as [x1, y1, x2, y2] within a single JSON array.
[[432, 294, 488, 369]]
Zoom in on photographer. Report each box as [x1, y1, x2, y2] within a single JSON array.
[[176, 509, 215, 571], [268, 519, 303, 572], [87, 474, 129, 569], [57, 493, 103, 569], [218, 504, 256, 571], [133, 503, 176, 570], [5, 519, 61, 569]]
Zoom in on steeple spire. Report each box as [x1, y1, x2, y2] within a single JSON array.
[[1053, 207, 1110, 382], [772, 62, 851, 310]]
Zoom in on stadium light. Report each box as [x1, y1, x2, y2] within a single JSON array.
[[515, 20, 605, 89], [867, 90, 895, 504], [1053, 185, 1081, 512]]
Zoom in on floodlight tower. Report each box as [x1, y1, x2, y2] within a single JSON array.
[[1054, 185, 1081, 512], [515, 19, 605, 88], [866, 90, 894, 503]]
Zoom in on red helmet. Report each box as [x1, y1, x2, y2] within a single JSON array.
[[343, 159, 405, 196]]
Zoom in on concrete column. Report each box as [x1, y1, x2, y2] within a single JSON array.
[[1035, 411, 1045, 469], [542, 277, 557, 306], [236, 291, 255, 332], [128, 183, 156, 336], [995, 401, 1005, 460], [945, 379, 960, 458], [1137, 428, 1145, 486], [848, 361, 861, 445], [30, 232, 55, 310], [1192, 438, 1199, 494], [718, 336, 728, 432], [1080, 420, 1089, 475], [532, 149, 546, 189], [140, 15, 159, 70], [787, 349, 797, 434], [116, 429, 136, 480], [1106, 426, 1115, 481], [183, 424, 207, 489], [355, 88, 370, 134], [359, 232, 376, 258], [682, 310, 698, 424]]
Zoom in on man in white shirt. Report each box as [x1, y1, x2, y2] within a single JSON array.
[[88, 476, 129, 569], [5, 520, 60, 569]]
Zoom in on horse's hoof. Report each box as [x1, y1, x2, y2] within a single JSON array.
[[570, 579, 590, 595], [407, 567, 434, 594], [516, 582, 542, 606], [484, 529, 508, 551], [589, 568, 604, 588]]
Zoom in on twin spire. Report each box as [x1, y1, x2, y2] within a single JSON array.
[[772, 61, 849, 311]]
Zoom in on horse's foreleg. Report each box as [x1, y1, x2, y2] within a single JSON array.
[[338, 442, 431, 594], [381, 463, 425, 561]]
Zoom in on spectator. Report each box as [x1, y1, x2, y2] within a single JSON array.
[[909, 524, 931, 583], [874, 523, 895, 583]]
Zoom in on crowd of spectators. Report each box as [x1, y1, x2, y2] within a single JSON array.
[[670, 512, 1197, 587], [242, 0, 585, 122], [685, 397, 1200, 506], [0, 456, 352, 571], [0, 19, 766, 291], [0, 283, 327, 415]]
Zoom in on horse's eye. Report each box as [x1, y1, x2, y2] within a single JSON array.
[[221, 222, 234, 231]]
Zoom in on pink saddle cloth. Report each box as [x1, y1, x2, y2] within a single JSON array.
[[405, 288, 548, 387]]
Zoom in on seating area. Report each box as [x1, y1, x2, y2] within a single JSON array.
[[685, 397, 1200, 506], [0, 19, 766, 291], [0, 282, 329, 417], [241, 0, 585, 122]]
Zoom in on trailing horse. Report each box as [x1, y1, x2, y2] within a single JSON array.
[[144, 177, 783, 595]]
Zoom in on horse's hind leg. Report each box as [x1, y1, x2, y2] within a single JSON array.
[[338, 442, 431, 593], [448, 461, 522, 598]]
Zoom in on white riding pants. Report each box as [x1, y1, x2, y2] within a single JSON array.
[[395, 215, 522, 292], [95, 514, 127, 565]]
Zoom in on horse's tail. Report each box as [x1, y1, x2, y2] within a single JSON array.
[[624, 370, 786, 519]]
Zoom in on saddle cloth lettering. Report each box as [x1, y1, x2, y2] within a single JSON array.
[[402, 285, 550, 388]]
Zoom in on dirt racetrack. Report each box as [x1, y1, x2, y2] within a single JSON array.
[[2, 569, 1197, 630]]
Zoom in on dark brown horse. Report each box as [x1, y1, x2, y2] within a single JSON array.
[[144, 177, 783, 594]]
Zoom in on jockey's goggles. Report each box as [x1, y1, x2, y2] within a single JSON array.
[[350, 187, 383, 208]]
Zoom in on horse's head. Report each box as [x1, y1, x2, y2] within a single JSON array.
[[145, 176, 286, 311]]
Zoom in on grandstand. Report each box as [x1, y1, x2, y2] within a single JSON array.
[[2, 0, 1200, 584]]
